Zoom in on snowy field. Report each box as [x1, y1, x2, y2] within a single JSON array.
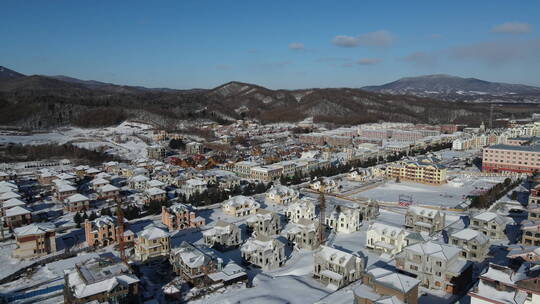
[[356, 178, 505, 207], [0, 121, 154, 159]]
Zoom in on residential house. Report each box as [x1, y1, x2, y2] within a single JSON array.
[[203, 220, 242, 250], [161, 203, 205, 231], [97, 184, 121, 202], [405, 206, 445, 236], [13, 223, 56, 259], [395, 241, 473, 294], [169, 241, 219, 286], [355, 267, 421, 304], [222, 195, 260, 217], [469, 263, 540, 304], [64, 255, 140, 304], [181, 179, 207, 198], [529, 185, 540, 205], [84, 216, 133, 247], [470, 211, 508, 239], [326, 205, 362, 234], [134, 225, 171, 261], [1, 198, 26, 216], [240, 234, 286, 271], [145, 187, 167, 204], [55, 183, 78, 201], [366, 222, 410, 255], [246, 209, 281, 237], [285, 197, 317, 223], [285, 218, 321, 250], [3, 206, 32, 228], [265, 185, 299, 205], [449, 228, 490, 262], [521, 221, 540, 247], [310, 178, 338, 193], [129, 175, 150, 190], [89, 178, 110, 191], [313, 245, 364, 290], [64, 193, 91, 212]]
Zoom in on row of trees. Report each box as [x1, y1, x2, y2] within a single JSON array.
[[469, 177, 522, 209]]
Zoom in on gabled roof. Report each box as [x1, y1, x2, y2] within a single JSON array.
[[367, 267, 420, 294], [14, 222, 55, 237], [66, 193, 90, 203], [5, 205, 31, 217]]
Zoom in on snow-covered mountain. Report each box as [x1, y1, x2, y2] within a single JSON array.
[[362, 74, 540, 103], [0, 66, 25, 80]]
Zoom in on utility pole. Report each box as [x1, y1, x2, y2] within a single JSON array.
[[489, 104, 494, 129], [318, 185, 326, 245], [116, 201, 126, 264]]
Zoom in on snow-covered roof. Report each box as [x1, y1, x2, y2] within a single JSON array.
[[147, 180, 165, 188], [405, 241, 461, 261], [91, 216, 116, 228], [99, 184, 119, 192], [451, 228, 489, 244], [146, 187, 166, 196], [314, 245, 362, 266], [14, 222, 55, 237], [223, 195, 259, 208], [138, 225, 169, 240], [66, 193, 90, 203], [57, 183, 77, 193], [241, 235, 284, 253], [0, 191, 21, 200], [407, 206, 442, 219], [473, 212, 506, 225], [203, 220, 235, 236], [266, 185, 298, 198], [185, 178, 207, 187], [367, 267, 420, 293], [5, 205, 31, 217], [90, 178, 109, 186], [2, 198, 26, 209], [171, 241, 216, 268], [369, 222, 407, 237], [131, 175, 149, 182], [65, 257, 139, 299]]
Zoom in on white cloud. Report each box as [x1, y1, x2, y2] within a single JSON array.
[[332, 30, 395, 47], [332, 35, 359, 47], [288, 42, 305, 50], [401, 51, 437, 67], [491, 22, 532, 34]]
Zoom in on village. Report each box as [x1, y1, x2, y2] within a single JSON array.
[[0, 115, 539, 304]]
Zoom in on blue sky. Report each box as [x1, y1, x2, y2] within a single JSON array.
[[1, 1, 539, 89]]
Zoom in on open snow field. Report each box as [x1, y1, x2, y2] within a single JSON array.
[[0, 121, 154, 159], [355, 177, 505, 207]]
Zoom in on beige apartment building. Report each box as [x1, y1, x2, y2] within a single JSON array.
[[134, 225, 171, 261], [161, 203, 205, 231], [13, 223, 56, 259]]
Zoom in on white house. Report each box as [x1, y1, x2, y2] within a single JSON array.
[[366, 222, 410, 255]]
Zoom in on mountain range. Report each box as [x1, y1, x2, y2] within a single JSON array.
[[362, 74, 540, 103], [0, 66, 537, 129]]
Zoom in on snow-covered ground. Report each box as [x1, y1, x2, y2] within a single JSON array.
[[0, 121, 155, 159]]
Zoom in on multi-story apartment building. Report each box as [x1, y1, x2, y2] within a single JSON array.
[[84, 216, 133, 247], [482, 144, 540, 174], [64, 255, 140, 304], [386, 160, 447, 185], [404, 206, 445, 235], [366, 222, 410, 255], [222, 195, 260, 217], [265, 185, 299, 205], [326, 205, 363, 234], [161, 203, 205, 231], [241, 234, 286, 270], [355, 267, 421, 304], [285, 218, 321, 250], [313, 245, 364, 290], [233, 161, 260, 178], [134, 225, 171, 261], [469, 263, 540, 304], [147, 145, 166, 160], [246, 209, 281, 237], [169, 241, 219, 286], [13, 223, 56, 259], [181, 178, 207, 198], [285, 197, 317, 223], [449, 228, 490, 262], [470, 211, 508, 239], [202, 220, 242, 250], [521, 221, 540, 247], [250, 165, 283, 182], [395, 241, 473, 294]]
